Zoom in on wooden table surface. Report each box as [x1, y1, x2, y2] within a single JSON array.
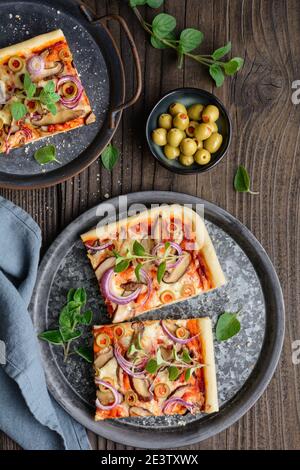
[[1, 0, 300, 451]]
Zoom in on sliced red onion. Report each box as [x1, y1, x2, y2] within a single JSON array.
[[101, 268, 142, 305], [138, 268, 152, 307], [94, 379, 122, 410], [57, 75, 83, 108], [163, 397, 195, 413], [85, 241, 111, 252], [27, 55, 45, 76], [114, 346, 146, 378], [21, 127, 32, 139], [160, 320, 199, 345], [152, 242, 182, 269]]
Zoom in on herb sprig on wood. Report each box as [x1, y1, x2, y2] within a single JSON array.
[[38, 287, 93, 363], [129, 0, 244, 87]]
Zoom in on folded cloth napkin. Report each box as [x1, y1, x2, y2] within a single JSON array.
[[0, 196, 90, 450]]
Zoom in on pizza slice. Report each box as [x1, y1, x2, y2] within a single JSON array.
[[0, 29, 95, 154], [93, 317, 218, 420], [81, 205, 226, 323]]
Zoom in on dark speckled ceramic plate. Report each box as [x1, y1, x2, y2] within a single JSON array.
[[30, 191, 285, 449], [0, 0, 125, 189]]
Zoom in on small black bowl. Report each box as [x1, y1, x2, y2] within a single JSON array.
[[146, 88, 232, 174]]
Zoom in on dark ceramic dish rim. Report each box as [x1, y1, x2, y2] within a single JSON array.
[[146, 87, 232, 175], [30, 191, 285, 449]]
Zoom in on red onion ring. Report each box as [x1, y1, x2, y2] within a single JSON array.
[[27, 55, 45, 76], [163, 397, 195, 413], [160, 320, 199, 345], [94, 379, 122, 410], [85, 241, 111, 252], [138, 268, 152, 307], [151, 242, 182, 269], [114, 346, 146, 378], [101, 268, 142, 305], [114, 345, 146, 370], [57, 75, 83, 108], [21, 126, 32, 139]]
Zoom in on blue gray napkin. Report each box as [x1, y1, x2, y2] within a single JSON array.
[[0, 196, 90, 450]]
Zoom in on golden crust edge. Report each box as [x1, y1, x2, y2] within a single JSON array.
[[0, 29, 65, 62], [197, 317, 219, 413]]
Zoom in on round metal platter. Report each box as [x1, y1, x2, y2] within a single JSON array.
[[0, 0, 124, 189], [30, 191, 285, 448]]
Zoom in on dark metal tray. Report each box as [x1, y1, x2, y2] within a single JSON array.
[[30, 191, 285, 448], [0, 0, 141, 189]]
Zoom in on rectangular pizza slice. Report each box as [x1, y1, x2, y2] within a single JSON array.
[[0, 29, 95, 154], [93, 317, 218, 420], [81, 205, 226, 323]]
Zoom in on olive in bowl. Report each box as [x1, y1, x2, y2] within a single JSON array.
[[146, 88, 232, 175]]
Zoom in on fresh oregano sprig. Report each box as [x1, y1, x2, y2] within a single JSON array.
[[129, 0, 244, 87], [112, 240, 181, 283], [38, 287, 93, 363]]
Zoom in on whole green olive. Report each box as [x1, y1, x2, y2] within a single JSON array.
[[193, 138, 203, 150], [180, 138, 197, 156], [207, 121, 218, 133], [167, 128, 185, 147], [203, 132, 223, 153], [158, 113, 173, 130], [164, 145, 180, 160], [169, 102, 187, 117], [202, 105, 220, 123], [179, 154, 194, 166], [151, 128, 167, 146], [194, 149, 211, 165], [194, 123, 212, 141], [173, 113, 189, 131], [185, 121, 198, 138], [187, 103, 204, 121]]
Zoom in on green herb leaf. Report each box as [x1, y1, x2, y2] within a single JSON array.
[[38, 330, 63, 345], [179, 28, 203, 52], [216, 312, 241, 341], [209, 64, 225, 87], [135, 263, 143, 282], [133, 240, 146, 256], [23, 72, 36, 99], [59, 327, 81, 343], [114, 259, 130, 273], [46, 102, 57, 115], [146, 358, 159, 374], [75, 346, 93, 363], [73, 287, 87, 305], [182, 348, 192, 364], [67, 288, 76, 302], [185, 368, 192, 381], [212, 41, 231, 60], [43, 80, 56, 94], [34, 144, 60, 165], [135, 332, 143, 350], [224, 57, 244, 75], [234, 165, 259, 194], [127, 343, 139, 356], [168, 365, 180, 381], [101, 143, 120, 170], [152, 13, 176, 39], [129, 0, 147, 6], [10, 101, 27, 121], [146, 0, 164, 8], [157, 260, 166, 283], [80, 309, 93, 325], [164, 241, 170, 250], [59, 305, 72, 329]]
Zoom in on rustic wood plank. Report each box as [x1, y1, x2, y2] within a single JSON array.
[[1, 0, 300, 451]]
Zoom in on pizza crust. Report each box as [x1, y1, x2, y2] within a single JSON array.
[[197, 317, 219, 413], [0, 30, 65, 63]]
